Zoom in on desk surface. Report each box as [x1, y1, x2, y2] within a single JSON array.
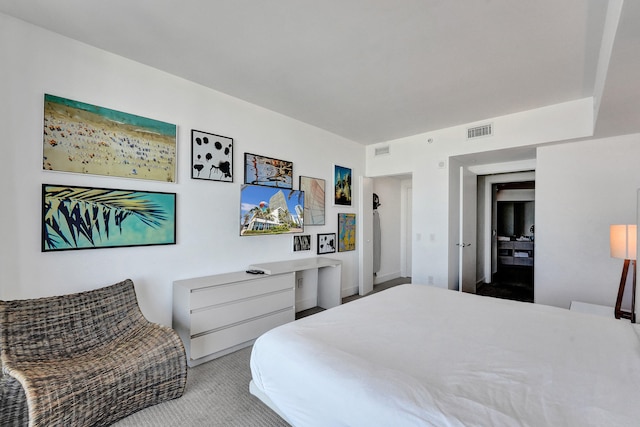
[[249, 257, 341, 275]]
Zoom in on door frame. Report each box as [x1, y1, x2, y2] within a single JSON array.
[[480, 171, 535, 284], [449, 154, 537, 293]]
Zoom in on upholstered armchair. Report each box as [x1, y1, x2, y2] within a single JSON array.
[[0, 279, 187, 426]]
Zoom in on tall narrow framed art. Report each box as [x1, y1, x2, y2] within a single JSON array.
[[299, 176, 325, 225], [338, 213, 356, 252], [334, 165, 352, 206]]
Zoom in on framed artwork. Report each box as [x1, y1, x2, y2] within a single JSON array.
[[333, 164, 352, 206], [42, 184, 176, 252], [293, 235, 311, 252], [338, 213, 356, 252], [43, 94, 177, 182], [244, 153, 293, 188], [317, 233, 336, 254], [299, 176, 325, 225], [239, 184, 304, 236], [191, 130, 233, 182]]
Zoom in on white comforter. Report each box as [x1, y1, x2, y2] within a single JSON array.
[[250, 284, 640, 427]]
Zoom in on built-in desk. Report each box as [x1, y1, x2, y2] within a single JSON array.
[[173, 257, 342, 366], [173, 270, 295, 366], [249, 257, 342, 310]]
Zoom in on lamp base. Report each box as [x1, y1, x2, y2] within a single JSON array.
[[614, 259, 636, 322]]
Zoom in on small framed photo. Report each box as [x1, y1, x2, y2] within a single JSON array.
[[299, 176, 325, 225], [191, 129, 233, 182], [333, 165, 352, 206], [293, 234, 311, 252], [245, 153, 293, 188], [338, 213, 356, 252], [317, 233, 336, 254]]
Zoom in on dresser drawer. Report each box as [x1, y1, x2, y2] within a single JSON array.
[[190, 308, 294, 360], [191, 288, 293, 335], [190, 273, 294, 310]]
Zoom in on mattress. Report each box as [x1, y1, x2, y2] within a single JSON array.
[[250, 284, 640, 427]]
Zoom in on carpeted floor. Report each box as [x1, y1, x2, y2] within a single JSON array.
[[113, 345, 290, 427], [115, 277, 411, 426]]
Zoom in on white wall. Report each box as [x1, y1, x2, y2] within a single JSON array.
[[0, 14, 364, 325], [364, 89, 640, 309], [535, 134, 640, 308], [366, 98, 594, 290]]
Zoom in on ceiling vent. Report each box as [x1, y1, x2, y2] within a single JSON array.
[[374, 145, 390, 156], [467, 123, 493, 139]]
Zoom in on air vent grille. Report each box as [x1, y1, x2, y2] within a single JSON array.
[[467, 124, 493, 139], [374, 145, 390, 156]]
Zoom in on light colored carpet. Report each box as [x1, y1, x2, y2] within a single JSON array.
[[115, 277, 410, 426], [113, 346, 289, 427]]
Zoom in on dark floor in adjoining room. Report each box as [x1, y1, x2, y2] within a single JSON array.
[[476, 266, 534, 303], [296, 276, 411, 319]]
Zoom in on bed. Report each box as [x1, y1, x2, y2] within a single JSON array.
[[250, 284, 640, 426]]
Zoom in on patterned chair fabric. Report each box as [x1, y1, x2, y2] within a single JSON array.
[[0, 279, 187, 426]]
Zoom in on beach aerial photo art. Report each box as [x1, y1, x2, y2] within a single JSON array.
[[43, 94, 177, 182]]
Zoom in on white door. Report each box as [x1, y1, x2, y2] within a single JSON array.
[[459, 166, 477, 293], [402, 185, 412, 277], [359, 176, 374, 295]]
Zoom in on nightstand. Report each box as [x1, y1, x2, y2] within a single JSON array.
[[570, 301, 616, 319]]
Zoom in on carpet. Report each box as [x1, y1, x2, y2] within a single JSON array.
[[115, 277, 413, 426], [113, 346, 289, 427]]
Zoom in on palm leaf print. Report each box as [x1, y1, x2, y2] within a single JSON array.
[[43, 186, 169, 250]]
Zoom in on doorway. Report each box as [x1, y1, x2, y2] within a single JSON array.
[[358, 174, 412, 296], [476, 180, 535, 302], [450, 149, 537, 300]]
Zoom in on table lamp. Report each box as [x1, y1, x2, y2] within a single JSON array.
[[610, 224, 636, 322]]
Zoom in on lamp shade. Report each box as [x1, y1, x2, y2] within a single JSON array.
[[610, 224, 637, 260]]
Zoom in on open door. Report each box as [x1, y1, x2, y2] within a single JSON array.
[[459, 166, 477, 293], [358, 176, 374, 295]]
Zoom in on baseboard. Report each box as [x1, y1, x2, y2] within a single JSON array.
[[342, 284, 358, 298], [374, 271, 401, 285], [295, 297, 317, 312]]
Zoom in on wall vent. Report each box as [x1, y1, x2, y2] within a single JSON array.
[[467, 123, 493, 139], [374, 145, 390, 156]]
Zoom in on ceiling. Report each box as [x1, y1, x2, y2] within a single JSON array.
[[2, 0, 639, 146]]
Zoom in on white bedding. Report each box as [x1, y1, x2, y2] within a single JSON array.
[[250, 284, 640, 427]]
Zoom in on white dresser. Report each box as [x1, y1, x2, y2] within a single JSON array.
[[173, 271, 295, 366]]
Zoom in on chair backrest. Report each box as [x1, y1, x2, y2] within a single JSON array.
[[0, 279, 147, 363]]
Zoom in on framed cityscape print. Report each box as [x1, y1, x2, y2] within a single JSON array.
[[338, 213, 356, 252], [333, 164, 352, 206], [244, 153, 293, 188], [43, 94, 177, 182], [239, 184, 304, 236], [191, 129, 233, 182], [317, 233, 336, 254], [299, 176, 325, 225], [42, 184, 176, 252]]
